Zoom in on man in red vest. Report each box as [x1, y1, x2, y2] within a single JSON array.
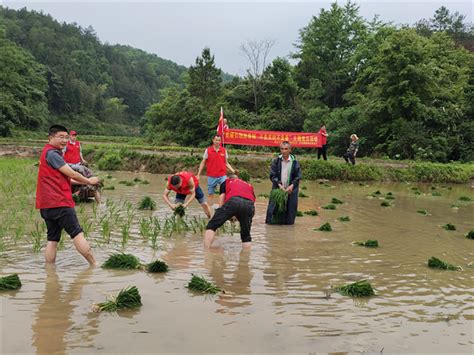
[[197, 135, 235, 207], [204, 175, 255, 249], [64, 130, 87, 165], [163, 171, 212, 218], [36, 125, 100, 265]]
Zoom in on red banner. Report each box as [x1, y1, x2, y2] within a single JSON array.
[[223, 128, 322, 148]]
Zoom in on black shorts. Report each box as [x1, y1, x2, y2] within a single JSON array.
[[206, 196, 255, 243], [40, 207, 83, 242]]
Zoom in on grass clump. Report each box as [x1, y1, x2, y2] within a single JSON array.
[[322, 204, 336, 210], [427, 257, 462, 271], [338, 216, 351, 222], [0, 274, 22, 291], [304, 210, 318, 216], [417, 209, 430, 215], [147, 260, 169, 273], [331, 197, 343, 204], [174, 205, 186, 217], [352, 239, 379, 248], [296, 211, 304, 217], [459, 196, 471, 202], [465, 230, 474, 239], [94, 286, 142, 312], [187, 274, 223, 294], [102, 253, 141, 269], [138, 196, 156, 210], [334, 280, 375, 297], [269, 189, 288, 213], [442, 223, 456, 231], [316, 222, 332, 232]]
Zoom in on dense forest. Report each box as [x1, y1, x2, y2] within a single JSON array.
[[1, 3, 473, 161]]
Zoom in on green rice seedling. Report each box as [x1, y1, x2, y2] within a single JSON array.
[[331, 198, 343, 204], [465, 230, 474, 239], [82, 220, 93, 237], [417, 209, 430, 216], [238, 169, 251, 183], [442, 223, 456, 231], [411, 187, 420, 191], [352, 239, 379, 248], [386, 192, 393, 196], [296, 211, 304, 217], [380, 201, 391, 207], [304, 210, 318, 216], [301, 185, 307, 190], [106, 174, 113, 179], [94, 286, 142, 312], [385, 195, 395, 200], [334, 280, 375, 297], [31, 221, 45, 253], [174, 205, 186, 218], [269, 189, 288, 213], [138, 196, 156, 210], [298, 191, 309, 198], [101, 218, 112, 243], [338, 216, 351, 222], [140, 180, 150, 185], [431, 191, 442, 197], [427, 257, 462, 271], [316, 223, 332, 232], [133, 177, 142, 183], [103, 185, 115, 191], [121, 224, 130, 248], [0, 274, 22, 290], [414, 190, 422, 195], [459, 196, 472, 202], [187, 274, 222, 294], [102, 253, 141, 269], [322, 204, 336, 210], [258, 193, 269, 198], [139, 217, 151, 240], [450, 203, 459, 209], [373, 190, 381, 195], [147, 260, 169, 273]]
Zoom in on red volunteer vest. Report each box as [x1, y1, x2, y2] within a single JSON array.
[[64, 140, 81, 164], [205, 146, 227, 177], [36, 144, 74, 209], [224, 178, 256, 204], [318, 128, 327, 145], [167, 172, 199, 195]]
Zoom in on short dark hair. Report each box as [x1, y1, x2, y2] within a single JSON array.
[[49, 124, 68, 136], [281, 141, 291, 146], [170, 175, 181, 186]]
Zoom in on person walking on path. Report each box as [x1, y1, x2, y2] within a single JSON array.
[[204, 175, 255, 249], [317, 125, 328, 160], [343, 134, 359, 165], [63, 130, 87, 166], [163, 171, 212, 218], [197, 135, 236, 207], [265, 141, 302, 225], [36, 125, 100, 265]]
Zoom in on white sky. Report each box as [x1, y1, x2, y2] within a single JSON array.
[[3, 1, 472, 75]]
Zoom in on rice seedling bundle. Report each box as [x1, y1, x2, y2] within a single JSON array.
[[147, 260, 169, 273], [187, 275, 222, 294], [465, 230, 474, 239], [386, 192, 393, 196], [295, 211, 304, 217], [102, 253, 141, 269], [238, 169, 251, 183], [174, 205, 186, 217], [352, 239, 379, 248], [0, 274, 22, 290], [301, 185, 307, 190], [322, 204, 336, 210], [258, 193, 269, 198], [331, 198, 343, 204], [338, 216, 351, 222], [138, 196, 156, 210], [427, 257, 462, 271], [94, 286, 142, 312], [380, 201, 391, 207], [316, 223, 332, 232], [269, 189, 288, 213], [298, 191, 309, 198], [417, 209, 430, 215], [335, 280, 375, 297], [459, 196, 471, 202], [431, 191, 442, 197], [373, 190, 381, 195], [103, 185, 115, 191], [304, 210, 318, 216], [385, 195, 395, 200], [442, 223, 456, 231]]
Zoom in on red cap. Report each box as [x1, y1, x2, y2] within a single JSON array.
[[70, 130, 77, 135]]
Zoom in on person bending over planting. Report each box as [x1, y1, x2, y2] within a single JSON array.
[[163, 171, 212, 218], [36, 125, 100, 265], [204, 175, 256, 249]]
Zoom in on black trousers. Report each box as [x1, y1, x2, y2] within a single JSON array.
[[317, 144, 327, 160], [343, 151, 356, 165]]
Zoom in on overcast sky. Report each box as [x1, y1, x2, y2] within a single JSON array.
[[3, 1, 472, 75]]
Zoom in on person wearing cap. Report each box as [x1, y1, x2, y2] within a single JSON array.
[[204, 174, 255, 249], [64, 130, 87, 166], [163, 171, 212, 218], [343, 134, 359, 165], [36, 125, 100, 265]]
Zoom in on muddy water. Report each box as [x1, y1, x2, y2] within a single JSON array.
[[1, 172, 473, 354]]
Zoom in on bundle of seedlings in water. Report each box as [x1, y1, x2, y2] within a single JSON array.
[[334, 280, 375, 297], [380, 201, 391, 207], [94, 286, 142, 312], [352, 239, 379, 248], [442, 223, 456, 231], [322, 204, 336, 210], [372, 190, 381, 196], [417, 209, 430, 216], [465, 230, 474, 239], [316, 222, 332, 232], [301, 185, 307, 190], [385, 194, 395, 200], [269, 189, 288, 213], [103, 185, 115, 191], [338, 216, 351, 222], [102, 253, 141, 269], [304, 210, 318, 216], [187, 274, 223, 294], [0, 274, 22, 291], [174, 205, 186, 218], [138, 196, 156, 210], [296, 211, 304, 217], [298, 191, 309, 198], [459, 195, 472, 202], [331, 198, 343, 204], [427, 257, 462, 271], [147, 260, 169, 273], [431, 191, 442, 197]]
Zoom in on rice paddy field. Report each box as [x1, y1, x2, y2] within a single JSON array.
[[0, 156, 473, 354]]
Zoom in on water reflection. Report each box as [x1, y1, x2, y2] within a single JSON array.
[[31, 265, 97, 355]]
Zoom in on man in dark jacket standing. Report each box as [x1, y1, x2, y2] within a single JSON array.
[[265, 141, 302, 225]]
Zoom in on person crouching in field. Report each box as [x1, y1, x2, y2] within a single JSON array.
[[36, 125, 100, 265], [163, 171, 212, 218], [204, 175, 256, 249], [343, 134, 359, 165]]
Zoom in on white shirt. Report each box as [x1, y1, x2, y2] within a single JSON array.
[[280, 155, 293, 188]]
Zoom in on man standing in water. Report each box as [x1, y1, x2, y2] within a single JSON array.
[[36, 125, 99, 265]]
